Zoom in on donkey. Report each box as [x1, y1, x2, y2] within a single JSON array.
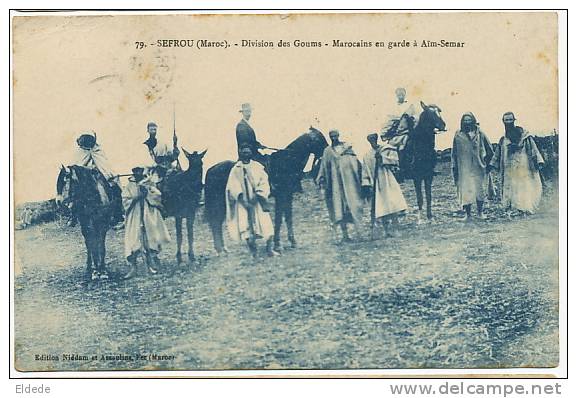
[[159, 148, 207, 265]]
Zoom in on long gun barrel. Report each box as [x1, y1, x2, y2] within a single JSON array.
[[173, 102, 182, 169]]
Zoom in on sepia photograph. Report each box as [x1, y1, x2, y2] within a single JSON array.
[[11, 10, 562, 375]]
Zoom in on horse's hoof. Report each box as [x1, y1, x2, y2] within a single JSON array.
[[267, 250, 281, 257], [99, 272, 109, 280], [91, 271, 99, 281], [123, 271, 136, 280], [289, 240, 297, 249]]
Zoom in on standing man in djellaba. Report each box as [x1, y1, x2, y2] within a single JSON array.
[[490, 112, 545, 216], [316, 129, 364, 242], [226, 143, 279, 258], [451, 112, 494, 221]]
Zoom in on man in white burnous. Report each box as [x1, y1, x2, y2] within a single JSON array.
[[226, 143, 279, 258]]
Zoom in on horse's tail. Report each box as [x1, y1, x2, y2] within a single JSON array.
[[204, 160, 235, 226]]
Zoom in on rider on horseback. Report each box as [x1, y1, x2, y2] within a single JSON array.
[[143, 121, 182, 183], [70, 131, 124, 226], [236, 103, 269, 167], [381, 87, 417, 138]]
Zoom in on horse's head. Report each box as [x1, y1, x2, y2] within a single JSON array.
[[418, 101, 446, 132], [56, 165, 74, 207], [307, 126, 329, 158], [306, 126, 328, 179], [56, 165, 71, 206], [182, 148, 207, 174]]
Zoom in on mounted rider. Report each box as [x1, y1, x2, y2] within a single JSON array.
[[381, 87, 417, 137], [69, 131, 124, 225], [380, 88, 422, 182], [236, 103, 268, 167], [143, 121, 182, 184]]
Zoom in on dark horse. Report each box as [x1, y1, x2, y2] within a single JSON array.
[[394, 101, 446, 220], [56, 165, 117, 280], [204, 127, 328, 253], [159, 148, 207, 265]]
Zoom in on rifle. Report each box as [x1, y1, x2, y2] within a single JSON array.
[[138, 184, 152, 266], [242, 165, 256, 241], [173, 102, 182, 170], [370, 147, 381, 238]]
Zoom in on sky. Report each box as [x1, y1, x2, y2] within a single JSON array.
[[13, 12, 558, 203]]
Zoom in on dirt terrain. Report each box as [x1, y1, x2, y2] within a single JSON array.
[[14, 162, 559, 371]]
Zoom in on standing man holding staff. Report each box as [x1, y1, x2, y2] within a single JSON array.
[[362, 133, 407, 239], [123, 167, 171, 279]]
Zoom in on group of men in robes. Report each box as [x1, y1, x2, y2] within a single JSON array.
[[452, 111, 545, 221], [67, 121, 180, 278], [65, 93, 549, 269], [313, 88, 548, 241], [316, 128, 408, 242]]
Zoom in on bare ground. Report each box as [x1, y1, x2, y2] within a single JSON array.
[[14, 163, 559, 371]]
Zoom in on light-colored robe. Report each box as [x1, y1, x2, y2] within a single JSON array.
[[122, 177, 171, 258], [451, 128, 493, 207], [490, 132, 544, 213], [381, 101, 417, 135], [362, 144, 407, 219], [70, 144, 115, 180], [226, 160, 274, 241], [316, 143, 363, 225], [146, 135, 180, 169]]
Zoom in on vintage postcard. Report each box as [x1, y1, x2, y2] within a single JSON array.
[[11, 11, 562, 376]]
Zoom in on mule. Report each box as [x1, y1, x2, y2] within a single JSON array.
[[159, 148, 207, 265], [204, 127, 328, 253], [56, 165, 117, 280]]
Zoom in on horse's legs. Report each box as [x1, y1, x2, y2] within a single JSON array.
[[212, 221, 226, 254], [425, 175, 433, 219], [273, 197, 284, 251], [80, 222, 93, 275], [413, 178, 424, 211], [340, 223, 351, 241], [286, 195, 296, 248], [94, 227, 103, 273], [175, 216, 184, 264], [99, 227, 107, 274], [186, 214, 195, 262]]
